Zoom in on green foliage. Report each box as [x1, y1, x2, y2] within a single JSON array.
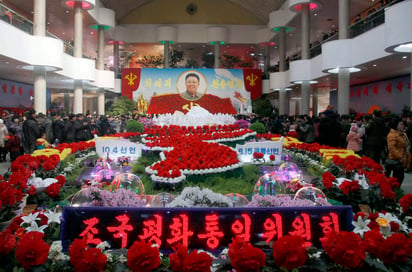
[[126, 120, 144, 133], [252, 96, 273, 117], [202, 52, 215, 68], [250, 121, 266, 134], [169, 49, 184, 67], [108, 96, 136, 116], [185, 58, 199, 68], [135, 55, 164, 68]]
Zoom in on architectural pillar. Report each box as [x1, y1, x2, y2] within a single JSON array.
[[64, 93, 70, 114], [73, 1, 83, 114], [312, 87, 318, 116], [97, 26, 105, 115], [301, 81, 310, 115], [164, 41, 170, 68], [33, 0, 47, 114], [214, 42, 220, 68], [338, 0, 351, 115], [113, 41, 120, 76], [279, 90, 287, 116], [338, 68, 350, 115], [278, 27, 286, 71], [295, 99, 301, 115], [262, 43, 270, 76], [34, 67, 46, 114], [300, 3, 311, 116]]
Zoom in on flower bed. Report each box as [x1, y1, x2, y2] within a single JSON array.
[[0, 129, 411, 271]]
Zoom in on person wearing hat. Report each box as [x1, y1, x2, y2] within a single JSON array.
[[0, 118, 8, 161]]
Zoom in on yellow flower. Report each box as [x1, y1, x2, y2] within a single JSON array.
[[376, 217, 389, 227]]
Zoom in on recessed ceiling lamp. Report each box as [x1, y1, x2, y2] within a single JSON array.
[[395, 43, 412, 52], [327, 67, 361, 73]]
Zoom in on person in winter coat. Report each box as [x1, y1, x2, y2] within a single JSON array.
[[385, 117, 411, 185], [22, 109, 41, 154], [6, 128, 20, 162], [0, 119, 8, 161], [346, 126, 362, 153]]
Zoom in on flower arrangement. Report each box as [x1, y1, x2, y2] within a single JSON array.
[[72, 186, 146, 207], [166, 187, 233, 208]]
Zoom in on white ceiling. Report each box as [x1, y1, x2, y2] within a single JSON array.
[[0, 0, 410, 93]]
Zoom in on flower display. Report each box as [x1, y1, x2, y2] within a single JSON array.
[[15, 231, 50, 270], [126, 240, 161, 272], [320, 231, 366, 269], [169, 243, 213, 272], [69, 237, 107, 272], [228, 237, 266, 272], [272, 235, 308, 270]]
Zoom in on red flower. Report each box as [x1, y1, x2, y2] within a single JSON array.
[[169, 244, 212, 272], [253, 152, 264, 159], [269, 154, 276, 161], [399, 194, 412, 213], [320, 231, 366, 269], [228, 237, 266, 272], [27, 185, 36, 196], [55, 175, 66, 185], [27, 159, 41, 170], [379, 233, 409, 265], [339, 180, 360, 195], [363, 229, 384, 257], [169, 243, 188, 272], [68, 238, 107, 272], [42, 160, 56, 172], [127, 240, 161, 272], [322, 172, 335, 190], [0, 229, 16, 254], [272, 235, 308, 270], [45, 182, 62, 198], [182, 250, 213, 272], [15, 231, 50, 270]]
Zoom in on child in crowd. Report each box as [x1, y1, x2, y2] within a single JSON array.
[[346, 125, 362, 153], [6, 128, 21, 162], [36, 131, 50, 150]]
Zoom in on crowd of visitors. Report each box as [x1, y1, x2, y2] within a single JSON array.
[[0, 107, 411, 184], [255, 109, 412, 184]]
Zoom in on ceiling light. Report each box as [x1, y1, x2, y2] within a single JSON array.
[[293, 80, 318, 84], [327, 67, 361, 73], [403, 56, 408, 59], [5, 61, 9, 64], [394, 43, 412, 52], [372, 64, 377, 67]]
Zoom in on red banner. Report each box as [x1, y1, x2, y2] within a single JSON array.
[[121, 68, 141, 99], [243, 69, 262, 100]]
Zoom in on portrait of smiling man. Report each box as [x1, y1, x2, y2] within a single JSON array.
[[180, 72, 202, 101]]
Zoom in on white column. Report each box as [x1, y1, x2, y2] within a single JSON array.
[[338, 68, 350, 115], [113, 41, 120, 76], [339, 0, 350, 40], [34, 67, 47, 114], [301, 3, 310, 60], [263, 43, 270, 76], [33, 0, 47, 114], [64, 93, 70, 114], [164, 41, 170, 68], [98, 91, 105, 116], [301, 81, 310, 115], [33, 0, 46, 36], [73, 1, 83, 114], [279, 90, 287, 115], [312, 87, 318, 116], [97, 26, 105, 115], [214, 43, 220, 68], [278, 27, 286, 71], [295, 99, 301, 115], [338, 0, 351, 114], [73, 80, 83, 114]]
